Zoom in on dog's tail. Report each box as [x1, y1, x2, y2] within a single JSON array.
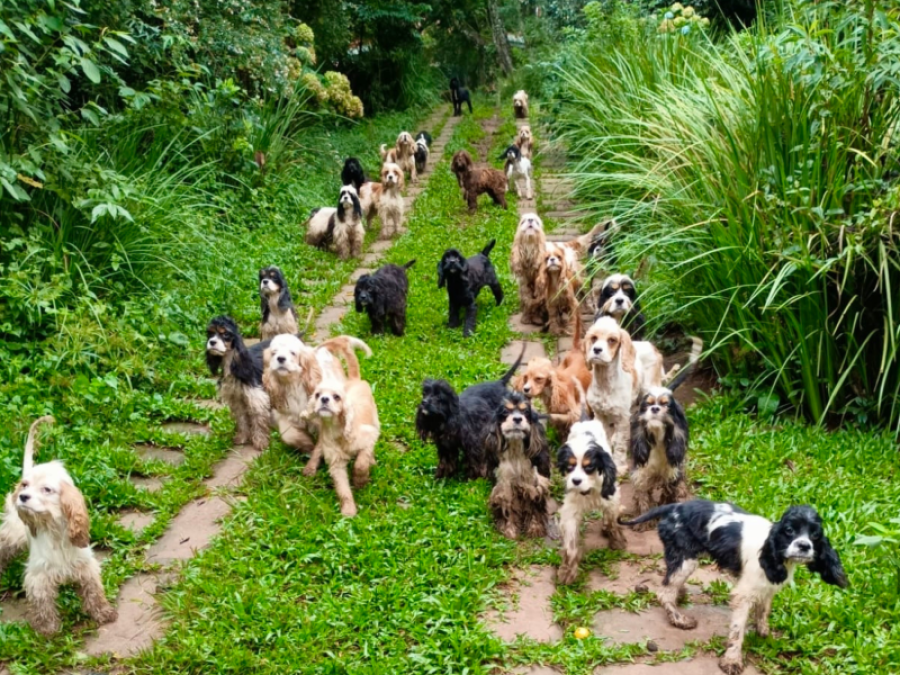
[[481, 239, 497, 258], [618, 504, 678, 527], [574, 219, 614, 254], [23, 415, 54, 473], [379, 144, 389, 160], [571, 309, 584, 352], [663, 336, 703, 391], [499, 344, 527, 386], [297, 307, 315, 341], [321, 336, 372, 380], [403, 259, 417, 270]]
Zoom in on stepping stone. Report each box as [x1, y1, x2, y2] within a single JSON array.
[[486, 566, 562, 643], [583, 519, 664, 556], [593, 605, 730, 649], [85, 574, 167, 657], [557, 336, 575, 353], [509, 313, 543, 334], [161, 422, 210, 436], [129, 475, 166, 492], [205, 445, 260, 489], [369, 240, 393, 253], [587, 560, 725, 597], [361, 253, 380, 266], [594, 657, 761, 675], [333, 284, 357, 306], [501, 340, 547, 366], [117, 510, 154, 534], [546, 211, 582, 219], [191, 399, 224, 411], [350, 268, 374, 283], [134, 444, 185, 467], [0, 597, 29, 624], [314, 306, 347, 337], [145, 497, 232, 564]]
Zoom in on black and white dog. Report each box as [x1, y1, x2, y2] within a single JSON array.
[[341, 157, 368, 192], [353, 260, 416, 336], [594, 273, 646, 339], [449, 77, 473, 116], [437, 240, 504, 337], [258, 266, 300, 340], [305, 185, 365, 260], [415, 348, 524, 480], [206, 316, 272, 451], [500, 145, 533, 200], [557, 417, 625, 584], [621, 500, 848, 674], [414, 132, 431, 175]]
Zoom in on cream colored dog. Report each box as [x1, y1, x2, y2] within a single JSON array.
[[380, 131, 417, 183], [0, 417, 117, 635]]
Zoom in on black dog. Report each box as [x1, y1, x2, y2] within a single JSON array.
[[354, 260, 416, 336], [450, 77, 473, 116], [341, 157, 368, 191], [415, 347, 525, 480], [437, 239, 504, 337]]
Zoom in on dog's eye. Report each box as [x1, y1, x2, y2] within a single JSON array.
[[333, 394, 341, 401], [20, 481, 28, 488], [783, 525, 794, 536], [42, 486, 53, 494], [533, 377, 543, 384], [659, 396, 669, 405], [315, 393, 321, 399], [590, 336, 598, 343], [608, 337, 617, 345]]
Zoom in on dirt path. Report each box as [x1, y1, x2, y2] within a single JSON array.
[[488, 113, 757, 675]]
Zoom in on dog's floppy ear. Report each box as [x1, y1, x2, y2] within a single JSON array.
[[630, 407, 650, 466], [809, 535, 849, 588], [759, 522, 790, 585], [437, 259, 446, 288], [298, 350, 323, 393], [595, 443, 618, 499], [60, 482, 90, 548], [618, 327, 636, 374], [353, 282, 364, 313], [665, 402, 688, 466], [277, 287, 293, 313], [352, 192, 362, 219]]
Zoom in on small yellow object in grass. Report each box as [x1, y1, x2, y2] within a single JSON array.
[[574, 626, 591, 639]]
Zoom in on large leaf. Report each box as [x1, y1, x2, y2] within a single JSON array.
[[80, 57, 101, 83]]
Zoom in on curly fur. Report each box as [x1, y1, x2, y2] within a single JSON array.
[[354, 260, 416, 336], [485, 391, 556, 540], [381, 131, 417, 183], [415, 348, 524, 480], [341, 157, 368, 191], [534, 243, 579, 336], [258, 266, 299, 340], [450, 150, 508, 213], [450, 78, 473, 116], [512, 90, 529, 119], [206, 316, 272, 451], [378, 163, 405, 239], [0, 417, 117, 635], [515, 126, 534, 159], [510, 213, 548, 325], [438, 240, 504, 337]]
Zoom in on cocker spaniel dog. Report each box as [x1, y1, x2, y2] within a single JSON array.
[[595, 274, 646, 339], [583, 316, 665, 470], [263, 333, 371, 475], [438, 239, 504, 337], [512, 90, 529, 119], [621, 501, 848, 674], [381, 131, 417, 183], [515, 125, 534, 159], [0, 417, 117, 635], [450, 77, 473, 116], [557, 417, 626, 585], [341, 157, 367, 191], [514, 313, 591, 437], [258, 266, 300, 340], [485, 391, 556, 540], [450, 150, 508, 213], [206, 315, 272, 451], [510, 213, 548, 325], [306, 375, 380, 517], [354, 260, 416, 336], [414, 131, 431, 175], [305, 185, 365, 259], [535, 243, 579, 336], [501, 144, 533, 200], [415, 348, 524, 480], [377, 162, 405, 239], [555, 220, 615, 294], [340, 158, 381, 228]]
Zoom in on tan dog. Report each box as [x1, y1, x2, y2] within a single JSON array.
[[515, 125, 534, 158], [380, 131, 417, 183], [0, 417, 117, 635], [510, 213, 547, 325], [378, 162, 405, 238], [535, 243, 579, 336], [306, 377, 380, 517], [513, 90, 529, 119]]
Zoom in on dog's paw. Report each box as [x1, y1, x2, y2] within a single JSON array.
[[301, 461, 319, 478], [340, 501, 358, 518], [557, 563, 579, 586], [718, 656, 744, 675], [95, 606, 118, 624], [667, 611, 698, 630]]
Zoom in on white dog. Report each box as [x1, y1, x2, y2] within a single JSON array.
[[0, 417, 117, 635]]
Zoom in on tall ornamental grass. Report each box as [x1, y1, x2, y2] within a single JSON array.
[[558, 0, 900, 432]]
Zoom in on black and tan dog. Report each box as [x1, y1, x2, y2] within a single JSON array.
[[437, 239, 504, 337]]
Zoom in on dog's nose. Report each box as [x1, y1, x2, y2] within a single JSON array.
[[523, 384, 531, 393], [18, 493, 29, 503], [277, 355, 286, 364], [796, 540, 812, 553], [512, 415, 523, 424], [593, 346, 603, 355], [571, 477, 582, 486], [615, 297, 624, 305], [651, 406, 660, 414], [320, 396, 330, 404]]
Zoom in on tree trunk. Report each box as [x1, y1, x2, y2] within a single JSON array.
[[486, 0, 513, 75]]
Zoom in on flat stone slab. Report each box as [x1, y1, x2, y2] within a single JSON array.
[[314, 306, 347, 336], [512, 668, 562, 675], [117, 510, 155, 534], [501, 340, 547, 367], [593, 605, 730, 649], [134, 444, 185, 466], [191, 399, 224, 411], [160, 422, 210, 436], [545, 211, 582, 220], [486, 566, 562, 643], [205, 445, 260, 489], [509, 313, 543, 334], [85, 574, 167, 657], [333, 284, 357, 306], [369, 240, 393, 253], [361, 253, 380, 265], [129, 475, 165, 492], [594, 657, 761, 675], [587, 560, 725, 597], [0, 597, 29, 624], [557, 336, 575, 353], [349, 268, 374, 283], [145, 497, 231, 564], [583, 519, 664, 557]]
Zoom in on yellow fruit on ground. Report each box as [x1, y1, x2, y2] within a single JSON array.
[[574, 626, 591, 639]]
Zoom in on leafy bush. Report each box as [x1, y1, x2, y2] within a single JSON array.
[[556, 0, 900, 432]]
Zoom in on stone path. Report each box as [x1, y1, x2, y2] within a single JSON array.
[[489, 111, 741, 675], [0, 107, 459, 666]]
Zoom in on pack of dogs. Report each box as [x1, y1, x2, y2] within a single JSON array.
[[6, 85, 847, 675]]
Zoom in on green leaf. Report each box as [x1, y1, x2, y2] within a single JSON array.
[[90, 204, 108, 222], [757, 393, 780, 418], [168, 332, 190, 346], [58, 74, 71, 93], [0, 20, 14, 41], [81, 57, 101, 83], [103, 36, 129, 57], [81, 107, 100, 126], [854, 535, 886, 547], [0, 177, 29, 201]]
